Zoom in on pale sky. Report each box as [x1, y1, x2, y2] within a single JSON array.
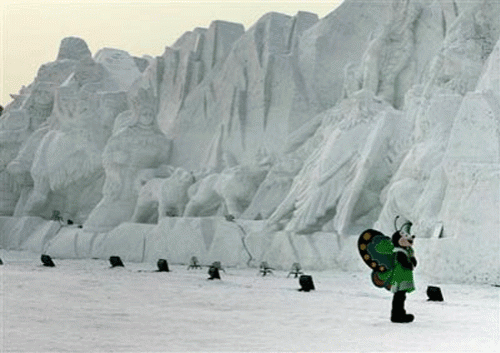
[[0, 0, 343, 106]]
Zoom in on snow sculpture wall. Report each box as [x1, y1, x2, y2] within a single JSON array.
[[0, 0, 499, 284], [1, 37, 136, 222]]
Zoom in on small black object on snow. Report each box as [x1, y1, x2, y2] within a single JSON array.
[[299, 275, 315, 292], [41, 254, 55, 267], [208, 266, 221, 280], [427, 286, 444, 301], [210, 261, 225, 272], [157, 259, 170, 272], [0, 258, 3, 265], [109, 256, 124, 268]]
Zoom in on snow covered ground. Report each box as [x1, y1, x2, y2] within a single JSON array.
[[0, 250, 498, 352]]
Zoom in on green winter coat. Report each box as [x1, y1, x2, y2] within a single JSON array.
[[389, 247, 415, 293]]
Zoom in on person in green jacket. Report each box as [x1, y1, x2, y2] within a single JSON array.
[[390, 221, 417, 323]]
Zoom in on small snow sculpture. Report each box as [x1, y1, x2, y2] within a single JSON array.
[[51, 210, 64, 224], [287, 263, 303, 278], [187, 256, 201, 270], [259, 261, 274, 276]]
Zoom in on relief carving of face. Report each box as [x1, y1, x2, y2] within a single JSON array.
[[130, 88, 156, 127], [138, 107, 155, 126], [175, 168, 195, 185]]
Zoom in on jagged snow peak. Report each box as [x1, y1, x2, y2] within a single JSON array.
[[0, 0, 498, 284]]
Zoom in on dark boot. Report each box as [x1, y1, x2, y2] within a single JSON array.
[[391, 291, 414, 323]]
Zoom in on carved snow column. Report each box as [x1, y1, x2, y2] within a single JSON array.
[[376, 0, 500, 236], [0, 107, 31, 215], [360, 0, 422, 109], [156, 21, 245, 171], [84, 61, 171, 232], [424, 0, 500, 97]]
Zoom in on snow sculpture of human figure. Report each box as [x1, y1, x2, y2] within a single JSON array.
[[13, 77, 128, 221], [84, 86, 171, 232]]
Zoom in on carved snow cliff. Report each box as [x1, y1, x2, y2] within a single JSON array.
[[0, 0, 498, 284]]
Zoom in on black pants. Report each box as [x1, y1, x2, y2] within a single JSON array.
[[392, 291, 407, 314]]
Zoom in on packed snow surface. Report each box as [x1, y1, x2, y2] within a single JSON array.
[[1, 250, 498, 352]]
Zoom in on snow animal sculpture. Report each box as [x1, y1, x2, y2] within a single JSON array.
[[129, 165, 174, 223], [84, 84, 171, 232], [158, 167, 195, 218], [132, 167, 195, 223], [130, 178, 164, 223], [183, 173, 222, 217], [216, 165, 269, 218], [358, 217, 417, 323], [184, 165, 269, 218], [133, 165, 174, 193]]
